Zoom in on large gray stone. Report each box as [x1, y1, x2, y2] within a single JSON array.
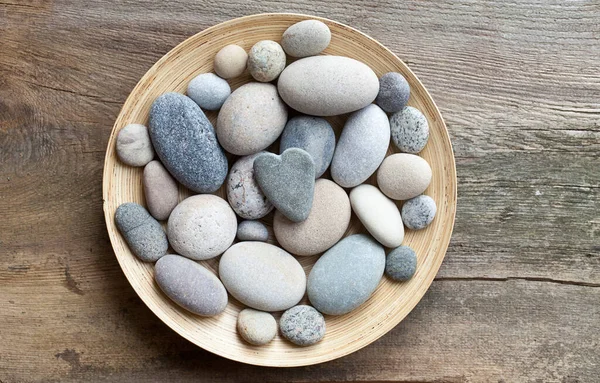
[[115, 202, 168, 262], [226, 152, 274, 220]]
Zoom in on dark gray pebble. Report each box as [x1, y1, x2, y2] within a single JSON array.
[[375, 72, 410, 113], [115, 202, 168, 262], [280, 305, 326, 346], [401, 195, 437, 230], [385, 246, 417, 281]]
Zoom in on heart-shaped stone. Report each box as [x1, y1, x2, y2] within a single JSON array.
[[254, 148, 315, 222]]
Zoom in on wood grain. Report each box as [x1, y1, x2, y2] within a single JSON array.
[[0, 0, 598, 381]]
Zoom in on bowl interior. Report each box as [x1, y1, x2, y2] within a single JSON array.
[[102, 13, 457, 367]]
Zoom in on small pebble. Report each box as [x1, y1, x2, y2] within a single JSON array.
[[187, 73, 231, 111], [143, 160, 179, 221], [227, 152, 274, 220], [375, 72, 410, 113], [214, 44, 248, 79], [280, 305, 326, 346], [115, 202, 168, 262], [237, 220, 269, 242], [237, 309, 277, 346], [281, 20, 331, 58], [401, 195, 437, 230], [116, 124, 154, 167], [385, 246, 417, 281], [377, 153, 432, 201], [390, 106, 429, 153], [248, 40, 286, 82]]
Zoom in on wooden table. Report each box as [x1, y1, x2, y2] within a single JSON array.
[[1, 1, 598, 382]]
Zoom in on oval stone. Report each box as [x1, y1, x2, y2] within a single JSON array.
[[237, 308, 277, 346], [214, 44, 248, 79], [401, 194, 437, 230], [155, 254, 228, 316], [115, 202, 168, 262], [274, 179, 350, 256], [349, 184, 404, 248], [219, 242, 306, 312], [280, 305, 326, 346], [149, 92, 228, 193], [237, 220, 269, 242], [217, 83, 288, 156], [187, 73, 231, 111], [331, 104, 390, 188], [116, 123, 154, 167], [277, 56, 379, 116], [281, 20, 331, 58], [385, 245, 417, 281], [143, 160, 179, 221], [226, 152, 274, 220], [377, 153, 432, 200], [248, 40, 286, 82], [375, 72, 410, 113], [390, 106, 429, 153], [307, 234, 385, 315]]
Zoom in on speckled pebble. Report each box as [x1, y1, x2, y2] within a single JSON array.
[[115, 202, 168, 262], [214, 44, 248, 79], [281, 20, 331, 58], [390, 106, 430, 153], [377, 153, 432, 201], [116, 124, 154, 167], [143, 160, 179, 221], [237, 309, 277, 346], [187, 73, 231, 111], [227, 152, 274, 220], [280, 305, 326, 346], [237, 220, 269, 242], [248, 40, 286, 82], [385, 246, 417, 281], [401, 195, 437, 230], [375, 72, 410, 113]]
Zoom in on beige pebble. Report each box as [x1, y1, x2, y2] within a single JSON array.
[[214, 44, 248, 79], [143, 160, 179, 221], [237, 309, 277, 346], [116, 123, 154, 167], [377, 153, 432, 200]]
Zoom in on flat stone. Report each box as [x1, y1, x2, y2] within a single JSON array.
[[115, 202, 168, 262], [226, 152, 274, 219], [280, 305, 326, 346], [237, 220, 269, 242], [281, 20, 331, 58], [331, 104, 390, 188], [155, 254, 227, 316], [214, 44, 248, 79], [254, 148, 315, 223], [401, 195, 437, 230], [217, 83, 288, 156], [349, 184, 404, 248], [167, 195, 237, 260], [390, 106, 429, 153], [279, 115, 335, 178], [219, 242, 306, 312], [274, 179, 350, 256], [149, 92, 228, 193], [248, 40, 286, 82], [277, 55, 379, 116], [187, 73, 231, 111], [385, 245, 417, 281], [377, 153, 432, 200], [307, 234, 385, 315], [375, 72, 410, 113], [143, 160, 179, 221], [237, 308, 277, 346], [116, 123, 154, 167]]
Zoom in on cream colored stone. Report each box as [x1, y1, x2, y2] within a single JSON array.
[[377, 153, 432, 200], [214, 44, 248, 79]]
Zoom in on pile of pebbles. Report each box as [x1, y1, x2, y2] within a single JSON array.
[[114, 19, 436, 347]]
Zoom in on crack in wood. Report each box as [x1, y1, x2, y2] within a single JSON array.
[[21, 79, 122, 105], [435, 276, 600, 288]]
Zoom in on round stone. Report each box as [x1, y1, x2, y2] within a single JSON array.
[[281, 20, 331, 58], [237, 220, 269, 242], [401, 195, 437, 230], [167, 195, 237, 260], [349, 184, 404, 248], [280, 305, 326, 346], [390, 106, 429, 153], [186, 73, 231, 111], [143, 160, 179, 221], [227, 152, 274, 220], [237, 309, 277, 346], [214, 44, 248, 79], [114, 202, 168, 262], [377, 153, 432, 201], [248, 40, 286, 82], [155, 254, 227, 316], [385, 245, 417, 281], [375, 72, 410, 113], [279, 115, 335, 179], [274, 179, 351, 256], [116, 123, 154, 167], [217, 82, 288, 156]]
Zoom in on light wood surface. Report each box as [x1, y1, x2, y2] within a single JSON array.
[[1, 0, 598, 381]]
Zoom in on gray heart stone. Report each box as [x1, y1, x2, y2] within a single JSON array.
[[253, 148, 315, 222]]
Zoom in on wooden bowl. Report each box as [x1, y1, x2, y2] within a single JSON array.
[[102, 13, 457, 367]]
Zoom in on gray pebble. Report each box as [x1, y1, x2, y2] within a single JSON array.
[[248, 40, 286, 82], [390, 106, 430, 154], [375, 72, 410, 113], [149, 92, 228, 193], [116, 124, 154, 167], [237, 220, 269, 242], [143, 160, 179, 221], [385, 246, 417, 281], [115, 202, 168, 262], [187, 73, 231, 111], [280, 305, 326, 346], [237, 309, 277, 346], [280, 115, 335, 179], [155, 254, 228, 316], [227, 152, 274, 220], [281, 20, 331, 58], [254, 148, 316, 223], [401, 195, 437, 230]]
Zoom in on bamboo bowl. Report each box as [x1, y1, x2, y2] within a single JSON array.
[[102, 13, 457, 367]]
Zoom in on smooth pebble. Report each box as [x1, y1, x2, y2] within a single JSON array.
[[390, 106, 429, 153], [214, 44, 248, 79], [401, 195, 437, 230], [377, 153, 432, 201], [375, 72, 410, 113], [385, 245, 417, 281], [237, 220, 269, 242], [281, 20, 331, 58], [280, 305, 326, 346], [187, 73, 231, 111], [237, 309, 277, 346], [248, 40, 286, 82], [143, 160, 179, 221], [115, 202, 168, 262], [116, 124, 154, 167], [226, 152, 274, 220]]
